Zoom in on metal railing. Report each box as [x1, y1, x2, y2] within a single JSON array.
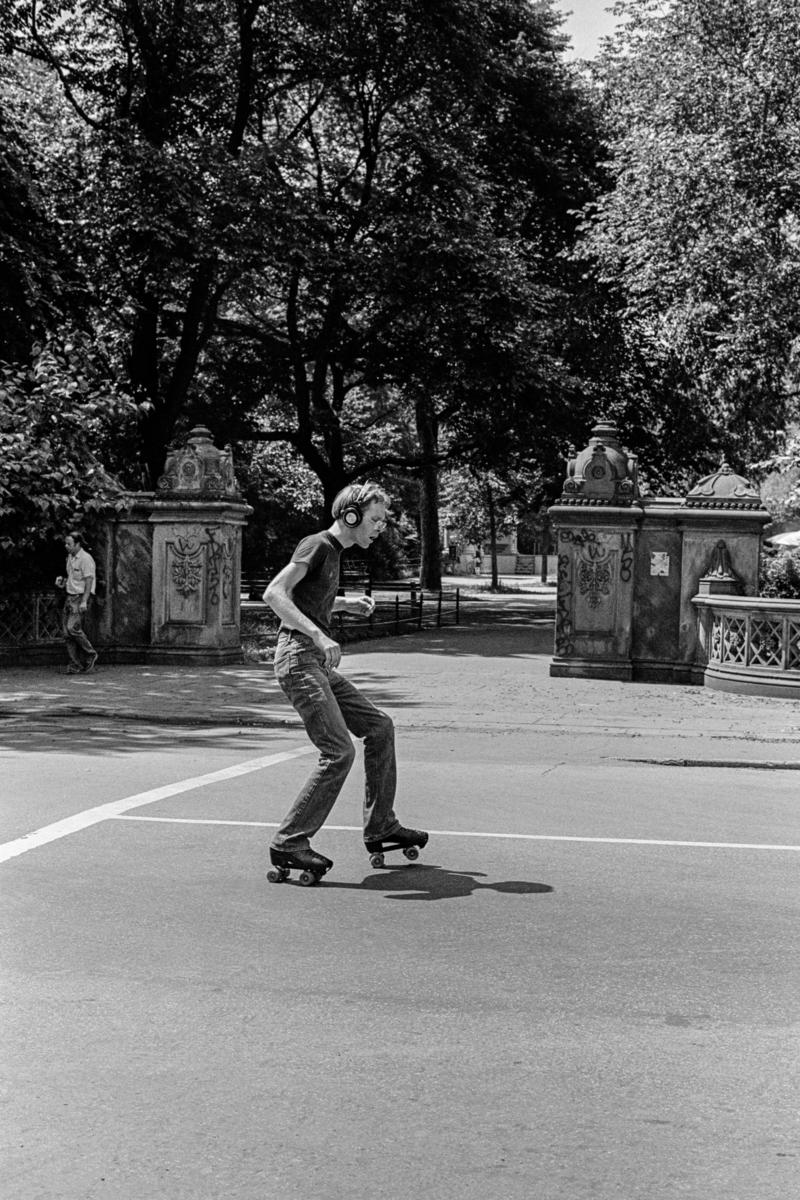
[[0, 592, 62, 647], [240, 588, 460, 656], [334, 588, 460, 641]]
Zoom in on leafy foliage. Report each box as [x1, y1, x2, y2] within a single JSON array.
[[0, 55, 85, 360], [1, 0, 605, 584], [5, 0, 601, 490], [577, 0, 800, 481], [441, 465, 541, 546], [755, 427, 800, 520], [759, 547, 800, 599], [0, 327, 141, 589]]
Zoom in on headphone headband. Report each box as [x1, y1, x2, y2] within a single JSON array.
[[332, 481, 388, 528]]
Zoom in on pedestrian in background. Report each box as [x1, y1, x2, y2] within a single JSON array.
[[55, 531, 98, 674]]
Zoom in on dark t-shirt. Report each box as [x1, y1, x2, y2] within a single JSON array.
[[284, 531, 343, 635]]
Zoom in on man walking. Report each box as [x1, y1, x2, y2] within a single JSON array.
[[263, 482, 427, 884], [56, 531, 98, 674]]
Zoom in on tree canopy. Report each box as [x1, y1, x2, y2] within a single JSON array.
[[4, 1, 598, 486], [6, 0, 800, 589], [578, 0, 800, 487], [2, 0, 604, 584]]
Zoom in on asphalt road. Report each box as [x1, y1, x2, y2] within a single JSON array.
[[2, 691, 799, 1200]]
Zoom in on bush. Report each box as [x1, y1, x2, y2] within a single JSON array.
[[759, 548, 800, 599]]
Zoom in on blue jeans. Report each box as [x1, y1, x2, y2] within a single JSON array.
[[62, 595, 95, 667], [272, 630, 399, 850]]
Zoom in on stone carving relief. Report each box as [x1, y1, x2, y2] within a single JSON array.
[[698, 539, 743, 595], [554, 527, 634, 647], [157, 427, 240, 497], [162, 530, 206, 626], [171, 535, 204, 597]]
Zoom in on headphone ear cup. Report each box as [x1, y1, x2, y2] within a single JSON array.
[[342, 505, 362, 528]]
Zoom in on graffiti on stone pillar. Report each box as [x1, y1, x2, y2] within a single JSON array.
[[205, 525, 235, 617], [578, 556, 612, 609], [575, 537, 616, 629], [557, 527, 626, 637], [555, 529, 605, 654], [620, 531, 634, 583], [559, 528, 600, 549], [555, 550, 575, 655]]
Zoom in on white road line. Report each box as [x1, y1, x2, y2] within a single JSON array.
[[112, 816, 800, 852], [0, 746, 315, 864]]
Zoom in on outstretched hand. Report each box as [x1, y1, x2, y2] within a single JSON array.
[[348, 594, 375, 617]]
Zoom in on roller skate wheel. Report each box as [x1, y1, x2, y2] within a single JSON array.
[[403, 846, 420, 861], [298, 870, 319, 886], [369, 852, 385, 869], [267, 868, 285, 883]]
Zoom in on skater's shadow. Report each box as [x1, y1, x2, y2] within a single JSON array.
[[329, 864, 553, 901]]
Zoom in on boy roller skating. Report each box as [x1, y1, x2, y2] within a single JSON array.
[[263, 482, 428, 885]]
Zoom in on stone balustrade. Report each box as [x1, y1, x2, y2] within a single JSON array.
[[693, 594, 800, 699]]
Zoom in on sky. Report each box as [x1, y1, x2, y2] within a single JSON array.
[[554, 0, 620, 59]]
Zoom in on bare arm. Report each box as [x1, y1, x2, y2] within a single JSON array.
[[80, 574, 93, 610], [332, 593, 375, 615]]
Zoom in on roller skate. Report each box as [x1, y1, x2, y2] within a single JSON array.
[[365, 825, 428, 868], [267, 846, 333, 887]]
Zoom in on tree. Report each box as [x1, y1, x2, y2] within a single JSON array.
[[441, 462, 544, 588], [755, 425, 800, 520], [9, 3, 599, 463], [7, 1, 603, 587], [216, 1, 600, 507], [7, 0, 295, 482], [576, 0, 800, 483]]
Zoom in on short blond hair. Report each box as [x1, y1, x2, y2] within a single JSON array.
[[331, 482, 389, 521]]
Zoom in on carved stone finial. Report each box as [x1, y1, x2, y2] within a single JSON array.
[[559, 418, 639, 507], [156, 426, 240, 498], [684, 462, 761, 510]]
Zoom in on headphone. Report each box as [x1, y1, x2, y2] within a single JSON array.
[[334, 483, 369, 528], [334, 482, 387, 528], [341, 503, 363, 528]]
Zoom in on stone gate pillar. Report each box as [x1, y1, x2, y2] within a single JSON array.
[[548, 421, 642, 680], [546, 420, 771, 685], [149, 427, 253, 664], [97, 426, 253, 664]]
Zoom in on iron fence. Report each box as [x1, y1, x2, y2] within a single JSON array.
[[0, 592, 62, 647], [240, 588, 460, 658], [334, 587, 460, 641]]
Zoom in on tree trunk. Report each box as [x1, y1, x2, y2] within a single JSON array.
[[540, 512, 551, 583], [487, 483, 499, 589], [415, 397, 441, 590]]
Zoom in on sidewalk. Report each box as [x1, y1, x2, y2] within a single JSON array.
[[2, 606, 799, 761], [0, 588, 557, 729], [373, 572, 557, 596]]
